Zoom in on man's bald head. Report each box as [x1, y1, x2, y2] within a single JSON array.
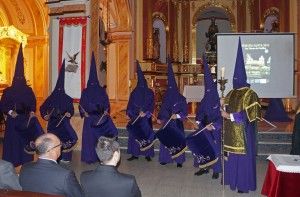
[[35, 133, 61, 157]]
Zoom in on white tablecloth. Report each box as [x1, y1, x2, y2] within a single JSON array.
[[267, 154, 300, 173]]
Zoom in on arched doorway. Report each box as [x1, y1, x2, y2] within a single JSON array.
[[0, 0, 49, 105], [0, 26, 28, 90], [191, 3, 236, 63], [153, 18, 167, 63], [195, 7, 232, 61]]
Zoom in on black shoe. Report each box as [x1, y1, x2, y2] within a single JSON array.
[[145, 156, 151, 161], [237, 190, 244, 193], [212, 172, 219, 179], [127, 156, 138, 161], [194, 169, 209, 176], [160, 162, 167, 165], [177, 163, 183, 168]]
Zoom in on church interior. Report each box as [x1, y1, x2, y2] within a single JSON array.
[[0, 0, 300, 196]]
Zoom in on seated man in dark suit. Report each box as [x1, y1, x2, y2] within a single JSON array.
[[19, 133, 83, 197], [0, 159, 22, 190], [80, 136, 142, 197]]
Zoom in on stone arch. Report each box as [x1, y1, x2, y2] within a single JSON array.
[[0, 0, 49, 105]]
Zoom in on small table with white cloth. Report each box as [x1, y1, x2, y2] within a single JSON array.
[[261, 154, 300, 197]]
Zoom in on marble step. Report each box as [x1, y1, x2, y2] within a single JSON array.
[[257, 132, 292, 143], [258, 141, 291, 155]]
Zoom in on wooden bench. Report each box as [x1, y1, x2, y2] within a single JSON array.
[[0, 189, 63, 197]]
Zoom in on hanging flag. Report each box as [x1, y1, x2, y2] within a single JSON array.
[[58, 17, 87, 101]]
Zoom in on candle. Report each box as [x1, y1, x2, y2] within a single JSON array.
[[221, 67, 225, 79]]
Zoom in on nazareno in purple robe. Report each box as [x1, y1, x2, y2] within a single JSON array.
[[79, 53, 118, 163], [223, 37, 260, 193], [194, 54, 222, 173], [1, 44, 43, 167], [126, 61, 155, 158], [40, 60, 78, 161], [158, 60, 187, 164]]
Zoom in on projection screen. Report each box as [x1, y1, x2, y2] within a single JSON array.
[[216, 33, 295, 98]]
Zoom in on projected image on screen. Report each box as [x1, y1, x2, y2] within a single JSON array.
[[217, 33, 294, 98], [243, 43, 271, 84]]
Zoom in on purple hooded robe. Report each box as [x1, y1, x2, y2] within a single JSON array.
[[223, 38, 261, 193], [126, 61, 155, 158], [193, 54, 222, 172], [1, 44, 43, 166], [79, 53, 118, 163], [158, 60, 187, 164], [40, 60, 78, 161]]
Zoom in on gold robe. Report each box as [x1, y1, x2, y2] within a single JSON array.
[[224, 87, 262, 154]]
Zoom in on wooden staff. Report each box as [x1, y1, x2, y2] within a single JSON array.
[[221, 107, 225, 190]]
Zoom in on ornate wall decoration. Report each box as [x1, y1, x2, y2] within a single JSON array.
[[263, 7, 279, 20], [0, 26, 28, 46], [152, 12, 167, 25], [192, 2, 236, 31], [9, 0, 26, 25]]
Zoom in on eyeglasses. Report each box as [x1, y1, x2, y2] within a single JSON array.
[[46, 142, 62, 153]]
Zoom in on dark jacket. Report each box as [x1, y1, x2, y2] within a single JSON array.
[[0, 159, 22, 190], [19, 159, 83, 197], [80, 165, 141, 197]]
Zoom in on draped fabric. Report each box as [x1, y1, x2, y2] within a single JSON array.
[[1, 44, 43, 166], [262, 161, 300, 197], [264, 98, 292, 122], [79, 53, 117, 163], [40, 60, 77, 161], [126, 61, 155, 157], [58, 17, 87, 100]]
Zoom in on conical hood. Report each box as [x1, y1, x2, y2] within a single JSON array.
[[53, 59, 66, 93], [233, 37, 250, 89], [136, 60, 148, 88], [202, 54, 220, 111], [167, 58, 178, 90], [203, 54, 216, 95], [87, 52, 100, 88], [12, 44, 27, 87]]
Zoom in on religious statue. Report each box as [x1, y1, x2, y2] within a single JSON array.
[[153, 28, 160, 62], [205, 17, 219, 52], [270, 20, 279, 32]]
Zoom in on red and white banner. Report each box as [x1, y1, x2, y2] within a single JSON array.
[[58, 17, 87, 101]]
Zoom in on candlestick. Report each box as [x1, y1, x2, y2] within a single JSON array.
[[218, 78, 228, 99], [221, 67, 225, 79]]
